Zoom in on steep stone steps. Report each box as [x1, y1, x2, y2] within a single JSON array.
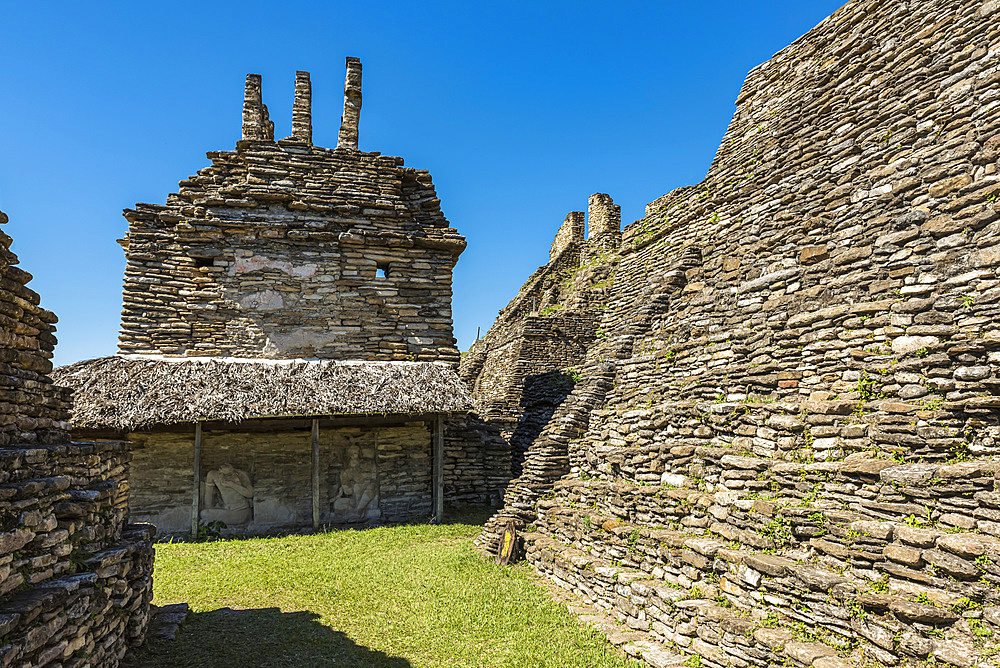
[[476, 363, 617, 554]]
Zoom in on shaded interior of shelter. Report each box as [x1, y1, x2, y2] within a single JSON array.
[[81, 415, 442, 538]]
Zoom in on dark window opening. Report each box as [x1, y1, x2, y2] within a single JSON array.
[[375, 263, 389, 279], [193, 257, 214, 268]]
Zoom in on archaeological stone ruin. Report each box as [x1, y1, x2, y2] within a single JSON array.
[[0, 209, 154, 665], [470, 0, 1000, 666], [5, 0, 1000, 665], [54, 58, 509, 538]]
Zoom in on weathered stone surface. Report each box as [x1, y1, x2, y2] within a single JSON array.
[[743, 554, 795, 577], [784, 642, 837, 664], [889, 598, 960, 625], [0, 209, 154, 667], [473, 2, 1000, 667]]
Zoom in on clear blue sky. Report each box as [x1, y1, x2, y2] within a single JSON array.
[[0, 1, 844, 367]]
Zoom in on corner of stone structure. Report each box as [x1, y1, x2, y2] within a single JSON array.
[[337, 56, 363, 151], [0, 207, 155, 665], [549, 211, 585, 263]]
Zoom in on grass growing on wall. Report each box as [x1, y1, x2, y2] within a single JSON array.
[[131, 509, 641, 668]]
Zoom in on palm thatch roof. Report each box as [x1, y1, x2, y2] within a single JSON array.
[[53, 356, 472, 431]]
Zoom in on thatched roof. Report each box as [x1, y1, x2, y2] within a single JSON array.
[[52, 356, 472, 431]]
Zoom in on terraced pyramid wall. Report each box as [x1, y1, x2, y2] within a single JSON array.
[[0, 210, 154, 666], [478, 1, 1000, 666]]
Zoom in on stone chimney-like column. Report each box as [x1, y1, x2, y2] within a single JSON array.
[[242, 73, 274, 141], [291, 71, 312, 144], [337, 57, 362, 150], [587, 193, 621, 240], [242, 74, 264, 140]]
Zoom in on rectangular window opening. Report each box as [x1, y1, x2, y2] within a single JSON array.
[[375, 263, 389, 279]]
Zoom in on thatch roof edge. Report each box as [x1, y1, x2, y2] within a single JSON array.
[[53, 356, 472, 431]]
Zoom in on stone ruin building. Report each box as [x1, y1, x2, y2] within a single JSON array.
[[461, 193, 622, 479], [55, 58, 509, 538], [469, 0, 1000, 666], [0, 209, 153, 665]]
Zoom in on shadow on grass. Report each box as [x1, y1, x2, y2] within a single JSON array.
[[126, 606, 411, 668], [440, 503, 496, 527]]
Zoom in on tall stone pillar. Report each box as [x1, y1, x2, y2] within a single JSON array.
[[242, 74, 264, 140], [242, 73, 274, 141], [337, 57, 363, 150], [291, 70, 312, 144], [587, 193, 622, 240]]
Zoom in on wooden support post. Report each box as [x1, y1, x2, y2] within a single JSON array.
[[191, 422, 202, 540], [432, 416, 444, 524], [311, 418, 320, 531]]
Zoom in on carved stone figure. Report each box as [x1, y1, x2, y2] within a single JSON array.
[[201, 463, 254, 525], [332, 448, 379, 522]]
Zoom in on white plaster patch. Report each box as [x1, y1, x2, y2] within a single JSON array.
[[231, 255, 318, 278], [239, 289, 284, 311], [262, 330, 339, 357]]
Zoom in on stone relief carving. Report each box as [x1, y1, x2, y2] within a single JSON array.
[[200, 463, 254, 525], [332, 446, 380, 522]]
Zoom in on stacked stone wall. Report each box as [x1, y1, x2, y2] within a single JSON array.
[[118, 69, 465, 364], [444, 415, 512, 505], [550, 212, 585, 262], [0, 210, 153, 667], [477, 1, 1000, 666], [588, 193, 622, 244]]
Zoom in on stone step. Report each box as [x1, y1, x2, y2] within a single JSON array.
[[526, 533, 867, 667], [528, 507, 1000, 667]]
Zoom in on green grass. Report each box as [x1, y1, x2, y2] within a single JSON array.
[[130, 511, 641, 668]]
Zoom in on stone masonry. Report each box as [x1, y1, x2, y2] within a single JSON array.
[[118, 59, 466, 363], [0, 209, 153, 667], [550, 212, 585, 263], [476, 1, 1000, 666], [462, 196, 621, 530]]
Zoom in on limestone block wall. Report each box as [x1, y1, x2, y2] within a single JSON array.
[[443, 414, 512, 505], [0, 210, 153, 667], [118, 67, 465, 363], [478, 1, 1000, 666]]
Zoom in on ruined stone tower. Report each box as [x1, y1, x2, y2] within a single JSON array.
[[118, 58, 466, 363]]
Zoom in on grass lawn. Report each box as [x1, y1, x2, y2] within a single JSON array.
[[129, 509, 642, 668]]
